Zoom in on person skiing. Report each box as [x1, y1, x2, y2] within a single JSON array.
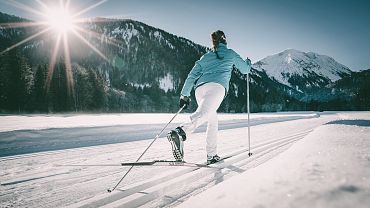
[[167, 30, 252, 164]]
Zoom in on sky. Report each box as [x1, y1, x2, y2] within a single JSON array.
[[0, 0, 370, 71]]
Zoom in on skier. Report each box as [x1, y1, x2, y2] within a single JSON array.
[[167, 30, 252, 164]]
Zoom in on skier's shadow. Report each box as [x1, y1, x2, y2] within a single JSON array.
[[226, 165, 244, 173], [214, 164, 244, 185]]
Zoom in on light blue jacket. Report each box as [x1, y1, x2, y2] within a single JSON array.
[[181, 43, 251, 97]]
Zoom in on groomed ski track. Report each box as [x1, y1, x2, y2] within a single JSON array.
[[70, 130, 313, 208], [1, 112, 338, 208]]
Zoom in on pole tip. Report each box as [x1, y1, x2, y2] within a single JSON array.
[[248, 152, 253, 157], [107, 189, 112, 193]]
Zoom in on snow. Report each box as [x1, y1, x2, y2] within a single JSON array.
[[151, 30, 175, 49], [111, 27, 122, 36], [158, 73, 174, 92], [104, 70, 111, 86], [153, 31, 161, 39], [0, 112, 316, 133], [132, 82, 151, 89], [253, 49, 351, 87], [110, 26, 139, 46], [180, 112, 370, 208], [1, 112, 369, 208], [23, 41, 42, 49], [286, 52, 292, 64]]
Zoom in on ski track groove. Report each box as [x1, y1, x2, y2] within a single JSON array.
[[69, 129, 313, 208], [18, 169, 132, 208]]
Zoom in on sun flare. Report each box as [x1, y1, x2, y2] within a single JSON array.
[[0, 0, 111, 96], [46, 7, 75, 33]]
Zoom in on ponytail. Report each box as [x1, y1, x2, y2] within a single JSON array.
[[211, 30, 227, 59]]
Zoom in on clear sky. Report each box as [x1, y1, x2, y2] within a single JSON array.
[[1, 0, 369, 71]]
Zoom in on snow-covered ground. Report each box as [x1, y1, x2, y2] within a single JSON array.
[[0, 112, 317, 157], [180, 112, 370, 208], [0, 112, 316, 132], [1, 112, 369, 208]]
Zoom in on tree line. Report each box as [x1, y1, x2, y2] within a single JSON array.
[[1, 50, 368, 113]]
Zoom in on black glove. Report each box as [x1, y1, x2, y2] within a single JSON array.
[[179, 96, 190, 109]]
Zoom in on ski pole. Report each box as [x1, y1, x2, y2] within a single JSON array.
[[247, 73, 252, 157], [107, 105, 186, 193]]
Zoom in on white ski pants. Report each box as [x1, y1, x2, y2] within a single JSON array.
[[182, 82, 225, 156]]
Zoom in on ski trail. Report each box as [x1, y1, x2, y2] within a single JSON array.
[[68, 129, 313, 208]]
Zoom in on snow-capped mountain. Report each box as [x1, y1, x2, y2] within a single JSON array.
[[253, 49, 352, 92]]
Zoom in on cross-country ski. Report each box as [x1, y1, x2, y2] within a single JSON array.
[[56, 160, 217, 169]]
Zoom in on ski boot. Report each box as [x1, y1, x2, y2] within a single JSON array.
[[207, 154, 221, 165], [167, 127, 186, 161]]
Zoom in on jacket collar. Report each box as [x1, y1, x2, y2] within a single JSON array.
[[218, 43, 227, 49]]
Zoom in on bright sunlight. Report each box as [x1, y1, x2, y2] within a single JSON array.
[[0, 0, 110, 96], [46, 7, 75, 33]]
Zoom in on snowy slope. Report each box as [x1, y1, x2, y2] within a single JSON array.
[[253, 49, 351, 90], [180, 112, 370, 208], [1, 112, 354, 208]]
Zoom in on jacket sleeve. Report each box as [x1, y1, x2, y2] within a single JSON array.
[[232, 51, 251, 74], [180, 60, 203, 97]]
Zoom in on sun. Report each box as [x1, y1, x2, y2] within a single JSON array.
[[46, 7, 75, 34], [0, 0, 111, 96]]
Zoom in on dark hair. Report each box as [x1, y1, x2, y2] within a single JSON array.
[[211, 30, 227, 59]]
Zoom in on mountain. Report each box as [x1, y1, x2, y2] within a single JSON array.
[[0, 12, 208, 112], [0, 12, 368, 113], [0, 11, 298, 113], [253, 49, 352, 94]]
